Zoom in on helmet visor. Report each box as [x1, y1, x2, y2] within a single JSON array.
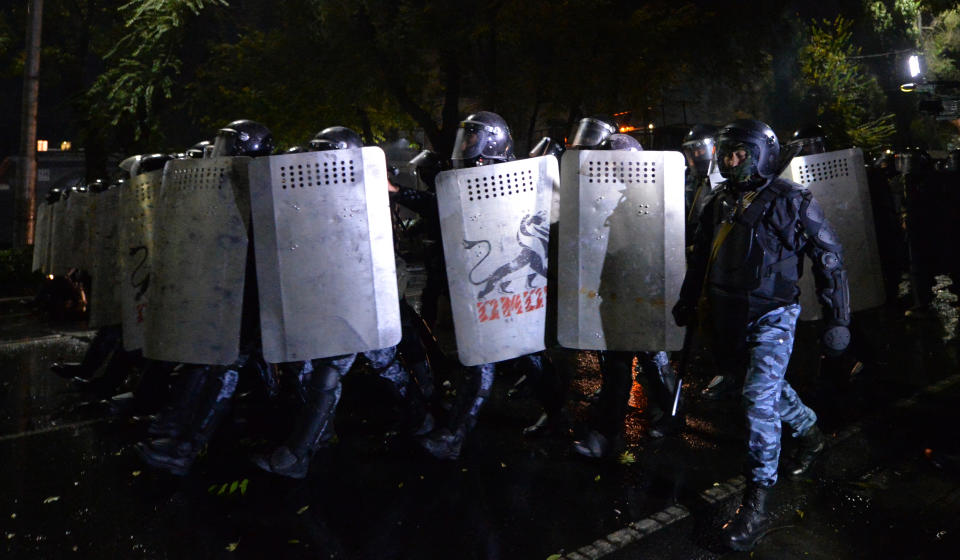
[[571, 118, 616, 149], [682, 138, 715, 173], [452, 122, 495, 162], [211, 128, 239, 157]]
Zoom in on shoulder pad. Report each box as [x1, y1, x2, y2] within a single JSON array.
[[765, 177, 805, 196]]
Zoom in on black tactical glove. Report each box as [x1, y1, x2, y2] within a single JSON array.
[[821, 324, 851, 358], [672, 299, 695, 327]]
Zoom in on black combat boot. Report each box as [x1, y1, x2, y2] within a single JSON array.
[[522, 411, 570, 438], [136, 368, 238, 476], [252, 388, 339, 479], [789, 425, 827, 479], [722, 483, 771, 551], [50, 325, 122, 380], [146, 366, 208, 438], [254, 361, 345, 479], [572, 429, 613, 459]]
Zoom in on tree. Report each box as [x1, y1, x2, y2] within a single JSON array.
[[86, 0, 228, 146], [796, 16, 896, 149]]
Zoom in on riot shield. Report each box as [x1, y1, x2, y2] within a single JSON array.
[[144, 157, 251, 365], [88, 189, 122, 328], [248, 147, 401, 363], [436, 156, 558, 366], [557, 149, 687, 351], [118, 169, 162, 351], [32, 201, 53, 273], [781, 148, 884, 320], [49, 192, 93, 275]]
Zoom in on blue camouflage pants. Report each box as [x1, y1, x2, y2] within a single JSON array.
[[742, 304, 817, 486]]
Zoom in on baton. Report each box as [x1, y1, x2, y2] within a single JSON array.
[[671, 322, 697, 417]]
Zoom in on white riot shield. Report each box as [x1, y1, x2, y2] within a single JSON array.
[[249, 147, 401, 363], [437, 156, 558, 366], [781, 148, 884, 320], [48, 199, 67, 275], [49, 193, 93, 275], [88, 189, 122, 328], [32, 202, 53, 273], [144, 157, 251, 365], [119, 170, 161, 351], [557, 150, 687, 351]]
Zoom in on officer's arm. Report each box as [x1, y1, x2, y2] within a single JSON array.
[[798, 191, 851, 353], [392, 187, 439, 221], [678, 194, 716, 306]]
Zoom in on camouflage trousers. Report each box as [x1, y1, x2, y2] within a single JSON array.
[[742, 304, 817, 486]]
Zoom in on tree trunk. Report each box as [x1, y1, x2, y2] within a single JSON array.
[[15, 0, 43, 247]]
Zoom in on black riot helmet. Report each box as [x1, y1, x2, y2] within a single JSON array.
[[451, 111, 515, 168], [529, 136, 566, 159], [894, 147, 931, 175], [716, 119, 780, 184], [601, 133, 643, 151], [87, 179, 107, 193], [681, 124, 718, 177], [409, 149, 443, 191], [871, 149, 897, 177], [186, 141, 211, 159], [211, 119, 274, 157], [570, 116, 618, 149], [135, 153, 171, 176], [309, 126, 363, 151], [788, 124, 827, 156], [45, 187, 63, 204]]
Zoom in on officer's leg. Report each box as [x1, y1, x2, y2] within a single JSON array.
[[253, 354, 355, 478], [573, 351, 633, 458], [778, 380, 827, 478], [136, 365, 240, 476], [366, 346, 433, 435], [523, 351, 572, 437], [397, 298, 436, 400], [635, 350, 681, 437], [420, 362, 495, 460], [724, 304, 802, 550]]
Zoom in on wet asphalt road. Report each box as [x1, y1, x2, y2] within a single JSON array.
[[0, 288, 959, 559]]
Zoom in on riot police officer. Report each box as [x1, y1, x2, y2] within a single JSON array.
[[561, 120, 681, 458], [253, 126, 434, 479], [673, 119, 847, 551], [418, 111, 560, 460], [136, 120, 275, 476]]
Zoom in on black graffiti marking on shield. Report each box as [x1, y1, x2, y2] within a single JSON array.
[[129, 246, 150, 301], [464, 211, 550, 300]]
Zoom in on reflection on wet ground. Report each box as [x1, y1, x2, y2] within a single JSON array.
[[0, 290, 958, 558]]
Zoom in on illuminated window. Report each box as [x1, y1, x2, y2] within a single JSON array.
[[37, 139, 48, 152]]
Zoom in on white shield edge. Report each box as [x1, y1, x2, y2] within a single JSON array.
[[557, 149, 687, 351], [143, 157, 250, 365], [32, 202, 52, 273], [250, 147, 401, 364], [119, 169, 163, 351], [88, 189, 122, 328], [781, 148, 885, 321], [437, 156, 558, 366]]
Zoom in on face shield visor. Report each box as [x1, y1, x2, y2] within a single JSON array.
[[211, 128, 244, 157], [452, 121, 501, 163], [682, 138, 715, 176], [571, 118, 617, 149]]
